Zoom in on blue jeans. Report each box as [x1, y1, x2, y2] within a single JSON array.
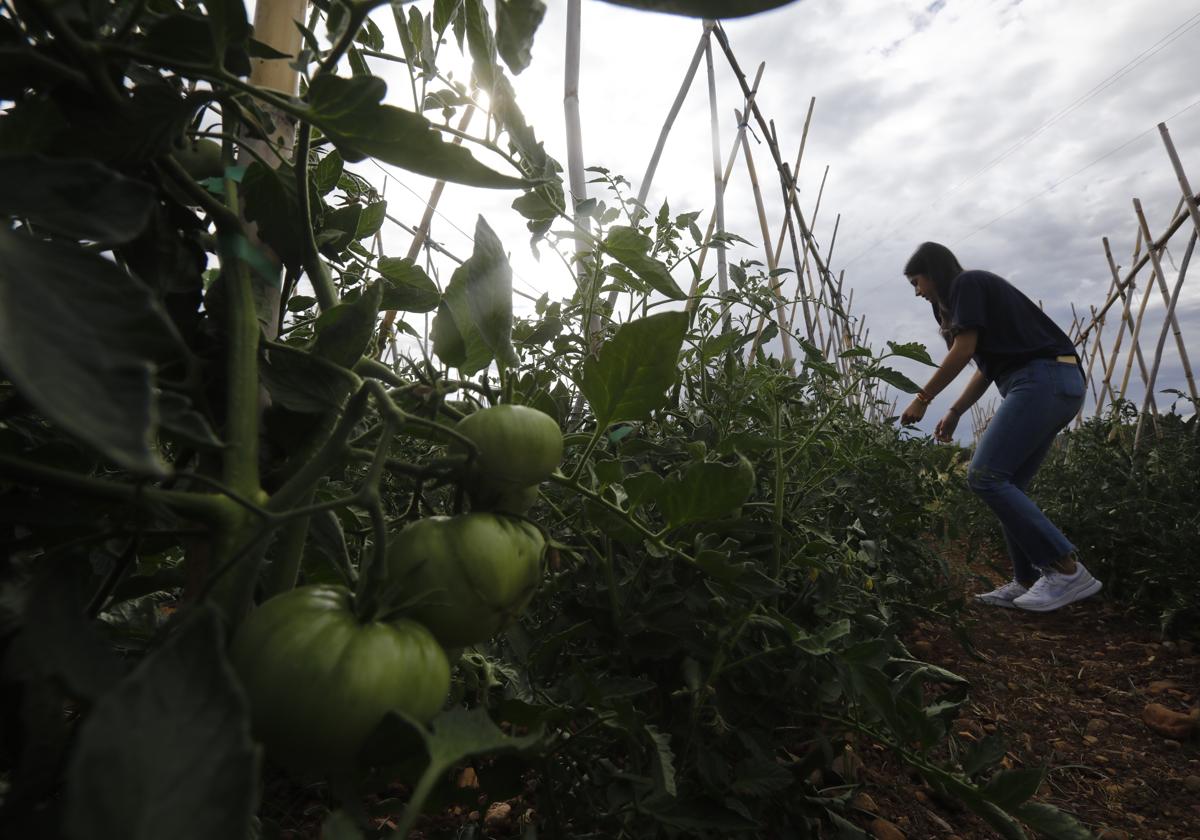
[[967, 359, 1085, 584]]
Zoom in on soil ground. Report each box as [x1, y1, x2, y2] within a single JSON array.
[[857, 546, 1200, 840]]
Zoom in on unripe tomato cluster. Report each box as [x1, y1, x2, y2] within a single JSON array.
[[230, 404, 562, 774]]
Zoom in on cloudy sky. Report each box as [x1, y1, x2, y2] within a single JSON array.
[[363, 0, 1200, 436]]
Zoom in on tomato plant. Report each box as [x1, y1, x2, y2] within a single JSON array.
[[0, 0, 1101, 837], [230, 585, 450, 772]]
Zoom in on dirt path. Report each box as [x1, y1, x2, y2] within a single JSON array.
[[862, 553, 1200, 839]]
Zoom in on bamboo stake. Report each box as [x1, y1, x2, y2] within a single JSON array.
[[376, 105, 475, 355], [1116, 255, 1158, 403], [1135, 231, 1197, 450], [605, 31, 710, 317], [703, 21, 730, 331], [1095, 237, 1142, 412], [1160, 124, 1200, 241], [781, 183, 817, 341], [771, 99, 816, 269], [740, 109, 795, 366], [1102, 235, 1156, 405], [772, 101, 817, 340], [1077, 302, 1107, 426], [1133, 198, 1198, 402], [711, 27, 840, 311], [632, 31, 709, 224], [809, 165, 830, 232], [1076, 190, 1200, 343], [240, 0, 309, 339], [686, 62, 765, 310], [564, 0, 599, 344]]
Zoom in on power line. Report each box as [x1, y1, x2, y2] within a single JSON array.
[[952, 96, 1200, 245], [841, 9, 1200, 270], [944, 11, 1200, 198], [853, 95, 1200, 294]]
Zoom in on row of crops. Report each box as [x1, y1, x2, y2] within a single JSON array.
[[1, 0, 1194, 837]]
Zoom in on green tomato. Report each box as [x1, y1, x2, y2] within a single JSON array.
[[173, 137, 225, 181], [230, 584, 450, 773], [385, 514, 546, 648], [456, 404, 563, 488]]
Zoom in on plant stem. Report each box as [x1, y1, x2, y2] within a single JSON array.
[[294, 123, 340, 311], [568, 426, 605, 482], [0, 455, 224, 522]]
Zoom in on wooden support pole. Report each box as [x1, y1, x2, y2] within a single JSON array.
[[711, 26, 842, 318], [633, 31, 709, 224], [1095, 237, 1139, 412], [1101, 235, 1156, 411], [564, 0, 600, 344], [242, 0, 310, 339], [1135, 231, 1197, 450], [1077, 302, 1107, 426], [772, 100, 817, 340], [1133, 198, 1198, 402], [1159, 123, 1200, 241], [740, 109, 795, 367], [771, 98, 816, 270], [703, 21, 730, 331], [687, 61, 765, 310], [376, 105, 475, 355], [1076, 189, 1200, 343], [1116, 253, 1158, 404], [609, 30, 709, 316]]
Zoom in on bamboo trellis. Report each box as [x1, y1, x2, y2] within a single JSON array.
[[967, 123, 1200, 448]]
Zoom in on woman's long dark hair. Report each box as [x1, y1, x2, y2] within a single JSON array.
[[904, 241, 963, 347]]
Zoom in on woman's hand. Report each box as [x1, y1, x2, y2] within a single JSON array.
[[934, 410, 960, 442], [900, 399, 928, 426]]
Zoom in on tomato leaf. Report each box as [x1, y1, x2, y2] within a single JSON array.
[[306, 75, 525, 189], [378, 258, 441, 313], [495, 0, 545, 75], [63, 606, 259, 840], [432, 216, 517, 374], [241, 161, 308, 271], [655, 456, 755, 529], [260, 340, 361, 413], [0, 228, 179, 475], [313, 280, 383, 369], [603, 226, 686, 300], [870, 365, 922, 394], [961, 733, 1008, 777], [581, 311, 687, 428], [1012, 802, 1093, 840], [981, 767, 1045, 811], [0, 155, 155, 244], [3, 559, 124, 701], [886, 340, 937, 366]]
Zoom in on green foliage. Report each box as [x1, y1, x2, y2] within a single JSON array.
[[0, 0, 1096, 837], [1035, 401, 1200, 638]]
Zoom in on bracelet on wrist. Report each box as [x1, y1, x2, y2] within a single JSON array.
[[915, 390, 933, 405], [947, 405, 962, 417]]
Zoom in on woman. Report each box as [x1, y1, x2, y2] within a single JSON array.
[[898, 242, 1101, 612]]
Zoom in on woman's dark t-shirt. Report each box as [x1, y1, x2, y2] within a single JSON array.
[[947, 270, 1077, 382]]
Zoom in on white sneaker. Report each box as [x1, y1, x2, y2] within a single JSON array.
[[973, 580, 1029, 608], [1012, 564, 1102, 612]]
